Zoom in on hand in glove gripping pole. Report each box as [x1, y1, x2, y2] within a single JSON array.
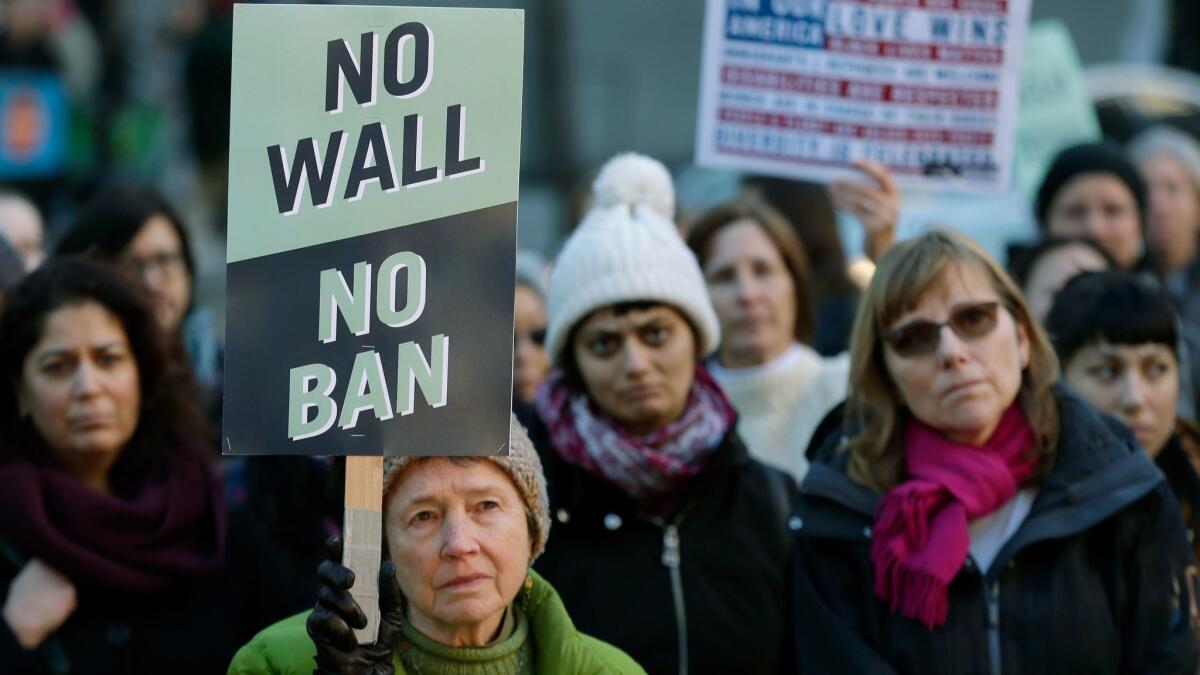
[[307, 536, 405, 675]]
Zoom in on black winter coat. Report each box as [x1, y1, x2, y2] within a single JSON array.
[[524, 413, 797, 675], [791, 388, 1200, 675], [0, 508, 294, 675]]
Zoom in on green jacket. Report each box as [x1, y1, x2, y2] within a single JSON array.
[[227, 570, 646, 675]]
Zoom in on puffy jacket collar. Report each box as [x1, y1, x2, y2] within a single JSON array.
[[523, 569, 633, 673], [802, 461, 877, 519], [991, 387, 1162, 570], [1026, 385, 1162, 514], [799, 386, 1165, 558]]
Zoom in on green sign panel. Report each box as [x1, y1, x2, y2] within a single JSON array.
[[1012, 20, 1100, 200], [223, 4, 524, 457]]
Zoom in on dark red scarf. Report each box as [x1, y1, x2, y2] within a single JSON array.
[[871, 405, 1036, 628], [534, 365, 735, 502], [0, 450, 226, 592]]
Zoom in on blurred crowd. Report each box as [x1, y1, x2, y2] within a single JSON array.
[[4, 1, 1200, 674]]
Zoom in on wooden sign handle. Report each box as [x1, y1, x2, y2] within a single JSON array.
[[344, 455, 384, 644]]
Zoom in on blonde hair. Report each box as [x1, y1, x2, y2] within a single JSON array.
[[844, 230, 1060, 492]]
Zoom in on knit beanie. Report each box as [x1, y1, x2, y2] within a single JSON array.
[[1129, 125, 1200, 199], [543, 152, 720, 363], [382, 414, 551, 562], [1035, 142, 1147, 228], [514, 249, 547, 299]]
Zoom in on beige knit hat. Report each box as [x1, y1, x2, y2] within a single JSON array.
[[382, 414, 550, 561]]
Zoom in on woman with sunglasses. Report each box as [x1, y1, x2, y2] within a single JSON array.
[[790, 230, 1199, 673]]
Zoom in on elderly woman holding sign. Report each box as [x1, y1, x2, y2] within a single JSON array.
[[790, 230, 1200, 673], [0, 259, 290, 675], [520, 153, 796, 675], [228, 416, 645, 675]]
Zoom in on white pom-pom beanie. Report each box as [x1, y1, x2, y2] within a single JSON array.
[[544, 152, 720, 364]]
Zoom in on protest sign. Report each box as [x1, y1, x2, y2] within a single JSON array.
[[1012, 19, 1100, 200], [223, 4, 524, 460], [695, 0, 1032, 192], [225, 2, 524, 643]]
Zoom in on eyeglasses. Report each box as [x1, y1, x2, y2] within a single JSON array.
[[119, 251, 186, 279], [515, 328, 546, 348], [883, 301, 1001, 358]]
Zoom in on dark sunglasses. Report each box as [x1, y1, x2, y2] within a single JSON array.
[[883, 301, 1001, 358], [515, 328, 547, 348]]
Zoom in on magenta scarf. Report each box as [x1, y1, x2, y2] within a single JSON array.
[[534, 365, 735, 502], [0, 450, 227, 593], [870, 405, 1036, 628]]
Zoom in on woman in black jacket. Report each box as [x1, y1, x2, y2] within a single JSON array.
[[792, 230, 1199, 674], [524, 153, 796, 675], [0, 259, 290, 674], [1046, 270, 1200, 565], [56, 183, 341, 614]]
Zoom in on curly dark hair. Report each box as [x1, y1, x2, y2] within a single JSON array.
[[0, 258, 212, 496]]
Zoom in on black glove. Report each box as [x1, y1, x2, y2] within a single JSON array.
[[307, 536, 404, 675]]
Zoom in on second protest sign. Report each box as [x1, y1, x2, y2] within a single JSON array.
[[695, 0, 1031, 192]]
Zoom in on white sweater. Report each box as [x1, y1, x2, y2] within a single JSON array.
[[709, 343, 849, 483]]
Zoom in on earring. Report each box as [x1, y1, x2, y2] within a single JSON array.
[[521, 573, 533, 612]]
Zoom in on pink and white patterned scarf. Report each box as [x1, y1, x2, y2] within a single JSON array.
[[534, 365, 735, 502]]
